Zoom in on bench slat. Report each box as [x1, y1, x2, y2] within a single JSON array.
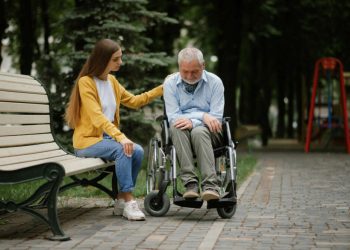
[[0, 114, 50, 124], [61, 158, 112, 176], [0, 124, 51, 136], [0, 73, 40, 85], [0, 72, 34, 78], [0, 133, 54, 147], [0, 102, 49, 113], [0, 142, 59, 157], [0, 155, 75, 171], [0, 91, 48, 104], [0, 152, 112, 176], [0, 81, 46, 94], [0, 150, 67, 166]]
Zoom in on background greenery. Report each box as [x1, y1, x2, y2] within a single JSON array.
[[2, 0, 350, 147], [0, 155, 256, 202]]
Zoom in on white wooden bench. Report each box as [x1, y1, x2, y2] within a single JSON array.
[[0, 72, 116, 241]]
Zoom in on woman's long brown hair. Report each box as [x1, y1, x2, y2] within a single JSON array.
[[64, 39, 120, 128]]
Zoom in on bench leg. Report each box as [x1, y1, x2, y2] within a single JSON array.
[[0, 164, 70, 241], [45, 164, 70, 241]]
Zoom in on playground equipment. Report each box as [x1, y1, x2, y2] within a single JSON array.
[[305, 57, 350, 153]]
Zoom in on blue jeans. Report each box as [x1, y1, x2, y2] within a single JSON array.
[[75, 135, 144, 193]]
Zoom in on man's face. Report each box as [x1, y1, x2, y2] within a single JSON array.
[[179, 60, 204, 84]]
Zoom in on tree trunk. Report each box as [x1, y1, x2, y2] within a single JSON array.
[[287, 72, 295, 138], [296, 68, 303, 141], [276, 70, 286, 138], [213, 0, 243, 131], [71, 0, 87, 77], [39, 0, 52, 91], [19, 0, 35, 74], [41, 0, 50, 54], [0, 0, 8, 67], [237, 36, 253, 124], [259, 39, 273, 146]]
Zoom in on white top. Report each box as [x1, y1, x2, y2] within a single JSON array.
[[93, 77, 117, 122]]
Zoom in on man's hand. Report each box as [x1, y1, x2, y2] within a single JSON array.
[[174, 118, 193, 130], [203, 113, 222, 133], [120, 138, 134, 157]]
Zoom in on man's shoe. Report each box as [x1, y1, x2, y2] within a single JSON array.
[[113, 199, 125, 216], [123, 200, 146, 221], [183, 182, 200, 199], [201, 188, 220, 201]]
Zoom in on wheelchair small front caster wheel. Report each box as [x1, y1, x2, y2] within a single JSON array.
[[144, 191, 170, 217], [217, 204, 237, 219]]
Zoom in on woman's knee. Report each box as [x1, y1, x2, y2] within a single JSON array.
[[133, 144, 144, 157]]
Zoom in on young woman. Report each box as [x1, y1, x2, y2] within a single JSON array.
[[65, 39, 163, 220]]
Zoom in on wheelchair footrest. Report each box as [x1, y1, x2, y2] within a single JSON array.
[[206, 197, 237, 209], [173, 196, 204, 208]]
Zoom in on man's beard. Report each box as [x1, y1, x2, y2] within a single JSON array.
[[183, 78, 200, 85]]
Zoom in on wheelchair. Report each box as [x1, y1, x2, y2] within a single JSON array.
[[143, 112, 238, 219]]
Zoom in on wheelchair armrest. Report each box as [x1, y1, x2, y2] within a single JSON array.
[[223, 117, 231, 123], [222, 117, 238, 148], [156, 115, 165, 122]]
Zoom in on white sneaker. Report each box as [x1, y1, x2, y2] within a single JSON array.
[[123, 200, 146, 221], [113, 199, 125, 216]]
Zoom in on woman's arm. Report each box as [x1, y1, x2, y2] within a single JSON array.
[[119, 83, 163, 109]]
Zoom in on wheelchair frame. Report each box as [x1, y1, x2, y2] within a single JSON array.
[[144, 115, 238, 219]]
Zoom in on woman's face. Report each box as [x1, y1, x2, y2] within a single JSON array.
[[107, 49, 123, 72]]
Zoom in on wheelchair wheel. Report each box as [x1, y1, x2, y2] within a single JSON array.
[[217, 204, 237, 219], [146, 138, 160, 194], [217, 178, 237, 219], [216, 147, 237, 219], [144, 191, 170, 217]]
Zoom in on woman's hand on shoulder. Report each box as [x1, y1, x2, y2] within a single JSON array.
[[120, 138, 134, 157], [164, 73, 176, 83]]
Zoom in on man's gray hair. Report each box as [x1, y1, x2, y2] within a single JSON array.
[[178, 47, 205, 65]]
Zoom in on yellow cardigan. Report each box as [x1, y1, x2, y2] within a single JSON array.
[[73, 74, 163, 149]]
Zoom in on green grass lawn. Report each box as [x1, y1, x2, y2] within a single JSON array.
[[0, 154, 257, 202]]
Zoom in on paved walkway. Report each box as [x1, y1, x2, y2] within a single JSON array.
[[0, 152, 349, 249]]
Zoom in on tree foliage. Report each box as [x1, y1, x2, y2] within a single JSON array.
[[59, 0, 177, 145], [2, 0, 350, 146], [173, 0, 350, 144], [1, 0, 177, 148]]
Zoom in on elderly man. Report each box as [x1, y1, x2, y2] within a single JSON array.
[[163, 47, 225, 201]]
